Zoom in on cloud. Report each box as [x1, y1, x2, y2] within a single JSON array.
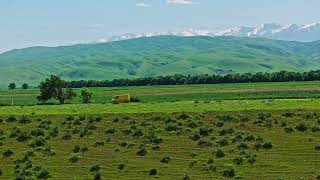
[[166, 0, 196, 5], [136, 3, 152, 7]]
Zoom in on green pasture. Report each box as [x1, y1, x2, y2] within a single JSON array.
[[0, 81, 320, 106], [0, 111, 319, 179]]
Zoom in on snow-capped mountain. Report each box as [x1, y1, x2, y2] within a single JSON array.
[[106, 22, 320, 42]]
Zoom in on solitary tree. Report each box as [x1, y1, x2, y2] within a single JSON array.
[[22, 83, 29, 89], [37, 75, 76, 104], [80, 88, 93, 103], [8, 83, 16, 90]]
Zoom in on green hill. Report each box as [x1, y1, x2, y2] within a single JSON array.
[[0, 36, 320, 87]]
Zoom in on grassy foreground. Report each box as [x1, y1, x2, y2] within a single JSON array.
[[0, 111, 319, 179]]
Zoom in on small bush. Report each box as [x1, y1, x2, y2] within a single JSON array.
[[90, 164, 100, 172], [234, 157, 243, 165], [189, 133, 201, 141], [72, 145, 81, 153], [247, 155, 256, 166], [215, 149, 225, 158], [198, 140, 212, 147], [6, 115, 17, 123], [165, 123, 182, 132], [94, 141, 105, 147], [217, 138, 229, 147], [137, 145, 147, 156], [69, 155, 79, 163], [223, 165, 235, 177], [0, 169, 2, 176], [284, 127, 294, 133], [262, 142, 273, 150], [94, 173, 101, 180], [19, 116, 31, 124], [130, 97, 141, 102], [296, 122, 308, 132], [206, 164, 217, 172], [160, 154, 171, 163], [237, 143, 249, 150], [36, 168, 50, 179], [3, 149, 13, 157], [149, 169, 157, 175], [315, 144, 320, 151], [105, 127, 116, 134], [117, 163, 125, 170]]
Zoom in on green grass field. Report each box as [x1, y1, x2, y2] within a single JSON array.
[[1, 81, 320, 106], [0, 111, 319, 179], [1, 81, 320, 179]]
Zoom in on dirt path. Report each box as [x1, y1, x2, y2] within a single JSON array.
[[138, 87, 320, 96]]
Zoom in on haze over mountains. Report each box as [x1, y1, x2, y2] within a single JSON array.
[[109, 22, 320, 42], [1, 36, 320, 87]]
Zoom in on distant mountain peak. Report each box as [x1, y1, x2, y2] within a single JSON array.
[[104, 22, 320, 43]]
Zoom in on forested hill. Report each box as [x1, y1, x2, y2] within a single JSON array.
[[0, 36, 320, 87]]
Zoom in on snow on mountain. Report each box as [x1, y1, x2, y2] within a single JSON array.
[[105, 22, 320, 43]]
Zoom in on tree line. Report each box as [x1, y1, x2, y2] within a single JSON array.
[[65, 70, 320, 88]]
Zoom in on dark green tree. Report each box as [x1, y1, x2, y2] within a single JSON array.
[[80, 88, 93, 103], [22, 83, 29, 89], [37, 75, 76, 104], [8, 83, 16, 90]]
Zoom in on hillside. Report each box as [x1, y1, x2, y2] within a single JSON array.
[[0, 36, 320, 87]]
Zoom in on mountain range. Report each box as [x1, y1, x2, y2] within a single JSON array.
[[0, 36, 320, 87], [108, 22, 320, 42]]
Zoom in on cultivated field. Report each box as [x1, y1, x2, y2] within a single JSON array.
[[0, 81, 320, 179]]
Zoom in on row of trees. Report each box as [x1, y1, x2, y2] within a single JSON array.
[[8, 83, 29, 90], [65, 70, 320, 88]]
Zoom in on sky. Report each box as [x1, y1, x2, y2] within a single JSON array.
[[0, 0, 320, 53]]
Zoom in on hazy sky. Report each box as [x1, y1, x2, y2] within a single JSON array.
[[1, 0, 320, 53]]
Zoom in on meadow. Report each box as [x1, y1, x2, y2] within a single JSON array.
[[0, 81, 320, 179], [1, 81, 320, 106]]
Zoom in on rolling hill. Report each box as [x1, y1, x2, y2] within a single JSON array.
[[0, 36, 320, 87]]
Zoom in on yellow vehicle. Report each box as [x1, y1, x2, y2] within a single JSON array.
[[111, 94, 130, 104]]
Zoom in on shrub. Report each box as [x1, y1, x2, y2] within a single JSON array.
[[72, 145, 81, 153], [315, 144, 320, 151], [117, 163, 125, 170], [160, 154, 171, 163], [262, 142, 273, 150], [36, 168, 50, 179], [223, 165, 235, 178], [133, 129, 143, 137], [215, 149, 225, 158], [137, 147, 147, 156], [189, 160, 197, 168], [199, 127, 211, 136], [31, 129, 45, 137], [234, 157, 243, 165], [206, 164, 217, 172], [69, 155, 79, 163], [94, 173, 101, 180], [165, 123, 181, 132], [7, 115, 17, 122], [189, 133, 201, 141], [244, 135, 255, 141], [284, 127, 294, 133], [105, 127, 116, 134], [0, 169, 2, 176], [207, 158, 214, 164], [198, 140, 212, 147], [62, 132, 72, 140], [3, 149, 13, 157], [247, 155, 256, 166], [94, 141, 105, 147], [90, 164, 100, 172], [311, 126, 320, 133], [16, 132, 31, 142], [217, 138, 229, 147], [237, 143, 249, 150], [182, 174, 190, 180], [149, 169, 157, 175], [29, 137, 46, 147], [130, 97, 141, 102], [296, 122, 308, 132], [19, 116, 31, 124]]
